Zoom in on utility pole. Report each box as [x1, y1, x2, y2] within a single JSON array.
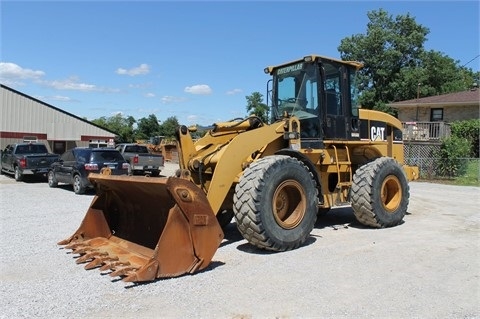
[[415, 83, 421, 121]]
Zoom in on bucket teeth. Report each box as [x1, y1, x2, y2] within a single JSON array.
[[75, 250, 104, 264], [65, 242, 86, 250], [100, 260, 130, 272], [86, 255, 119, 270], [109, 266, 137, 278], [84, 258, 104, 270], [73, 247, 97, 255]]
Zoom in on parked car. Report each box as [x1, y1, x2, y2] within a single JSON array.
[[0, 142, 60, 181], [115, 143, 164, 176], [47, 147, 129, 194]]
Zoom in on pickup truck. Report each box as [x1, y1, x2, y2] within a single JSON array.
[[0, 143, 60, 181], [115, 143, 164, 177]]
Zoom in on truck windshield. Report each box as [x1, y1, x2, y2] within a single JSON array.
[[16, 144, 48, 154], [124, 145, 148, 153], [91, 151, 124, 162], [272, 62, 318, 121]]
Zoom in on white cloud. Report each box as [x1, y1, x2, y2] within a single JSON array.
[[226, 88, 242, 95], [0, 62, 45, 86], [161, 95, 187, 104], [50, 95, 73, 102], [187, 115, 198, 124], [32, 95, 73, 103], [184, 84, 212, 95], [46, 76, 97, 91], [116, 63, 150, 76], [145, 92, 155, 98], [129, 83, 151, 89], [40, 76, 120, 93]]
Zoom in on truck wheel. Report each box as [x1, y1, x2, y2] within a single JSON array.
[[73, 175, 86, 194], [14, 166, 23, 181], [350, 157, 409, 228], [47, 170, 58, 187], [233, 155, 318, 251]]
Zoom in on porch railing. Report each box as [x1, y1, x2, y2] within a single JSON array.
[[401, 121, 451, 141]]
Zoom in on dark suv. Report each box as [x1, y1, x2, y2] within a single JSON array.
[[47, 147, 129, 194]]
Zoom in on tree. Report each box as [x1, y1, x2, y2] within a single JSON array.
[[91, 113, 136, 143], [245, 92, 269, 123], [158, 116, 180, 138], [136, 114, 161, 140], [338, 9, 476, 113]]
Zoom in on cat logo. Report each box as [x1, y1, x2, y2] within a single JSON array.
[[371, 126, 386, 141]]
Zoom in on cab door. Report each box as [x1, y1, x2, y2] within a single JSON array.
[[320, 61, 351, 140], [324, 88, 347, 139]]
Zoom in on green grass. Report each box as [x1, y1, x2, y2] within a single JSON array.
[[453, 159, 480, 186], [417, 159, 480, 187]]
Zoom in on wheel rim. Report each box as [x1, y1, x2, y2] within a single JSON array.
[[48, 172, 53, 184], [381, 175, 402, 213], [272, 180, 306, 229]]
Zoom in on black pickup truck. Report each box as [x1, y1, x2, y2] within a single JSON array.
[[0, 143, 60, 181]]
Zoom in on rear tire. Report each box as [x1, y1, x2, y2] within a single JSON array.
[[73, 175, 86, 194], [47, 170, 58, 187], [233, 155, 318, 251], [350, 157, 409, 228], [14, 166, 23, 182]]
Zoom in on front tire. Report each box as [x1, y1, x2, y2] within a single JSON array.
[[233, 155, 318, 251], [350, 157, 409, 228]]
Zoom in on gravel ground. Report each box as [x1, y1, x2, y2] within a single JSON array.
[[0, 163, 479, 319]]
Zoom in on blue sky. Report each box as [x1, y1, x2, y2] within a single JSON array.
[[1, 1, 479, 126]]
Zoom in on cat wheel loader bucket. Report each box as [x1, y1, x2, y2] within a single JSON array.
[[58, 174, 224, 282]]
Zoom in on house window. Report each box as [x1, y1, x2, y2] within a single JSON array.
[[430, 108, 443, 122]]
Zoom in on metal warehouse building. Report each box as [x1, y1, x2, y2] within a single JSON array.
[[0, 84, 117, 154]]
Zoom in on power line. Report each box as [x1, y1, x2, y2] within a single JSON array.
[[462, 55, 480, 68]]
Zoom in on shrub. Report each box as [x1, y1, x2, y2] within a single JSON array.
[[434, 135, 471, 177], [450, 119, 480, 157]]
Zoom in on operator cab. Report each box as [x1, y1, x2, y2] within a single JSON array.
[[265, 55, 362, 147]]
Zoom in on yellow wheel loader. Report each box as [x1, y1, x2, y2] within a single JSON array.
[[59, 55, 419, 282]]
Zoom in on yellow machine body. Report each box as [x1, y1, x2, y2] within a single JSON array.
[[59, 55, 418, 282]]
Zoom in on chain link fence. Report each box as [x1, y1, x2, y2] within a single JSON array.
[[405, 156, 480, 180], [404, 143, 479, 182]]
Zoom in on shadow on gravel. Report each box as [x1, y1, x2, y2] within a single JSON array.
[[219, 222, 244, 248], [315, 206, 362, 229], [53, 184, 96, 195], [1, 174, 47, 183], [120, 260, 228, 289], [315, 206, 406, 229]]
